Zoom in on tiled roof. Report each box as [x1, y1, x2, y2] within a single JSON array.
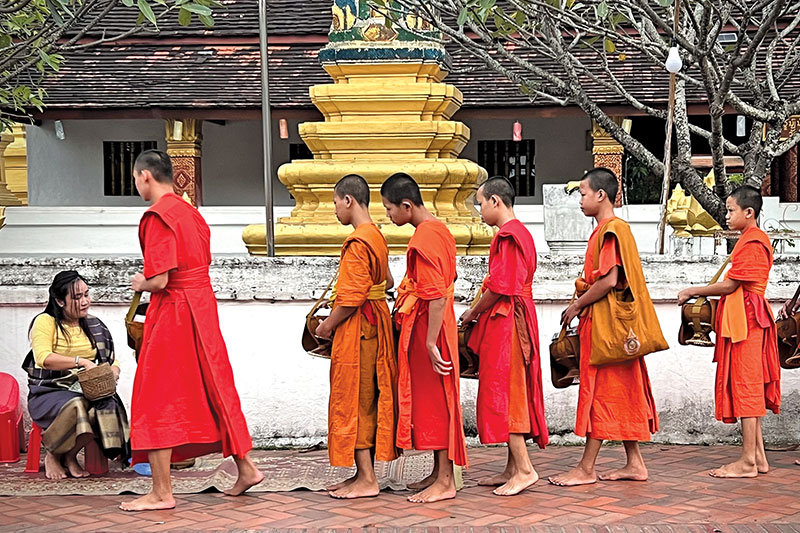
[[37, 42, 691, 110], [77, 0, 331, 37]]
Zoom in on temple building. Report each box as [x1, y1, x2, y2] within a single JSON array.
[[5, 0, 798, 255]]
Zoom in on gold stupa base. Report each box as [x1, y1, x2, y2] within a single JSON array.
[[243, 219, 492, 256]]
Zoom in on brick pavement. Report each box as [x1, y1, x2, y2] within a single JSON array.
[[3, 445, 800, 532]]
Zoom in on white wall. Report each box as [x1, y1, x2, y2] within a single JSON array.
[[26, 119, 298, 208], [2, 255, 800, 447], [25, 115, 593, 208], [460, 115, 594, 204], [27, 120, 166, 207]]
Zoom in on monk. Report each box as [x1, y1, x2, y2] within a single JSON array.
[[315, 174, 398, 499], [678, 185, 780, 478], [381, 172, 468, 503], [122, 150, 263, 511], [549, 167, 665, 487], [459, 176, 548, 496]]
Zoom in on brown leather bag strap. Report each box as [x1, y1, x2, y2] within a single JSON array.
[[558, 267, 585, 341], [307, 273, 337, 320], [125, 292, 142, 326], [692, 255, 732, 313]]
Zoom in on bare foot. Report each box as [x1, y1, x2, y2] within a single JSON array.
[[224, 458, 264, 496], [757, 459, 769, 474], [408, 479, 456, 503], [64, 455, 90, 478], [478, 472, 512, 486], [493, 469, 539, 496], [709, 460, 758, 479], [326, 474, 356, 492], [407, 470, 436, 491], [548, 466, 597, 487], [44, 453, 67, 480], [119, 492, 177, 512], [329, 477, 379, 499], [598, 464, 648, 481]]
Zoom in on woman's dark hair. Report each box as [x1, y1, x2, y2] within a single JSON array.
[[29, 270, 96, 350]]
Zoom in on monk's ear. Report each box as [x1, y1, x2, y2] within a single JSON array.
[[490, 194, 500, 207], [402, 201, 412, 210], [745, 207, 755, 219], [344, 194, 353, 208]]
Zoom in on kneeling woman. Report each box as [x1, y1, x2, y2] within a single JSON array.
[[22, 270, 130, 479]]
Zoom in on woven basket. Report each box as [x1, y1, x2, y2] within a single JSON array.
[[77, 363, 116, 401]]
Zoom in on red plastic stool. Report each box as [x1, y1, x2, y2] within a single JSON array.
[[24, 423, 108, 475], [0, 373, 24, 463]]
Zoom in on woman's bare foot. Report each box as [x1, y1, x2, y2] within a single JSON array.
[[407, 479, 456, 503], [478, 471, 513, 486], [407, 470, 436, 491], [326, 474, 356, 492], [44, 453, 67, 480], [493, 469, 539, 496], [709, 460, 758, 478], [757, 459, 769, 474], [119, 492, 177, 512], [224, 458, 264, 496], [64, 454, 90, 478], [329, 477, 380, 499], [548, 466, 597, 487], [598, 464, 648, 481]]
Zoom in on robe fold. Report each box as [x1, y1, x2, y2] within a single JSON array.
[[468, 219, 548, 448], [575, 217, 659, 442], [328, 223, 398, 467], [714, 225, 781, 423], [395, 219, 468, 467], [130, 192, 252, 464]]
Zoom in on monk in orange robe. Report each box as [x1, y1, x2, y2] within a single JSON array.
[[314, 174, 398, 499], [122, 150, 263, 511], [549, 168, 665, 486], [460, 177, 548, 496], [381, 172, 468, 503], [678, 185, 780, 478]]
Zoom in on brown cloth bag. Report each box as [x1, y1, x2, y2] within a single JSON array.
[[301, 275, 336, 359], [777, 284, 800, 369], [587, 219, 669, 366], [457, 289, 482, 380], [125, 291, 148, 361], [678, 256, 731, 348], [549, 282, 581, 388]]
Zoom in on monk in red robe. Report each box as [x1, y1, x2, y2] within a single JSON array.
[[678, 185, 780, 478], [122, 150, 262, 511], [549, 168, 664, 486], [459, 177, 548, 496], [381, 172, 468, 503], [315, 174, 398, 499]]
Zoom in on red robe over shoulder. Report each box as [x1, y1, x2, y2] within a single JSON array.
[[468, 219, 548, 448], [130, 193, 252, 464], [575, 217, 659, 442], [714, 225, 780, 423], [328, 223, 398, 467], [394, 219, 468, 467]]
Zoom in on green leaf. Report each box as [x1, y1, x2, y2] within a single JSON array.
[[122, 0, 135, 7], [137, 0, 158, 28], [182, 3, 213, 16], [457, 7, 469, 26], [658, 0, 671, 6], [198, 13, 214, 27], [604, 38, 616, 53], [178, 7, 192, 26], [596, 1, 608, 19]]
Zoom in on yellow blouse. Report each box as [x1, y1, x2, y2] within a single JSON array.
[[30, 314, 119, 369]]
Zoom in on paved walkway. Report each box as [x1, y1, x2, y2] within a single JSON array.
[[2, 445, 800, 532]]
